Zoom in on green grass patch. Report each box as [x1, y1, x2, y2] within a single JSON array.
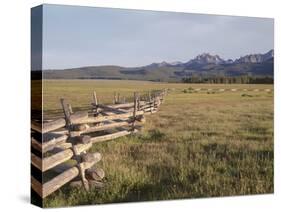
[[40, 80, 273, 207]]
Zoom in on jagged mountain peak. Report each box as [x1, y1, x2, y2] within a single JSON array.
[[263, 49, 274, 61], [145, 50, 274, 69], [187, 52, 225, 65], [235, 49, 274, 64], [146, 61, 169, 68], [158, 61, 169, 67], [169, 61, 183, 66]]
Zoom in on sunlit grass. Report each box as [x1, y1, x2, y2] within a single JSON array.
[[40, 80, 273, 207]]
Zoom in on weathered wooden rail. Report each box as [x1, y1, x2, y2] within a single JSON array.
[[31, 89, 167, 198]]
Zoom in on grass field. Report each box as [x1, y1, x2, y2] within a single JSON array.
[[38, 80, 273, 207]]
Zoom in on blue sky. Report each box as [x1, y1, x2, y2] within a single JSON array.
[[42, 4, 274, 69]]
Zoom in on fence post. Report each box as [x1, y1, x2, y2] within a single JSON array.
[[93, 91, 98, 116], [60, 98, 90, 191], [137, 93, 140, 111], [153, 95, 156, 111], [148, 91, 152, 113], [67, 103, 73, 114], [132, 92, 137, 131], [60, 98, 71, 126], [114, 92, 117, 104], [93, 91, 98, 106], [117, 93, 120, 103], [160, 90, 164, 103]]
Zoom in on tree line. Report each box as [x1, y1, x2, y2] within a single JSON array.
[[182, 75, 273, 84]]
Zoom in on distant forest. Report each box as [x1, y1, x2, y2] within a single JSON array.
[[182, 75, 273, 84]]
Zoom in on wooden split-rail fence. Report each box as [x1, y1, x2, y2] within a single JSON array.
[[31, 89, 167, 198]]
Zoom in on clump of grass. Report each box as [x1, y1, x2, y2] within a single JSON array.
[[241, 93, 253, 97], [183, 87, 195, 94]]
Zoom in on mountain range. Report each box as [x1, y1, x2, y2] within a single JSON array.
[[43, 49, 274, 82]]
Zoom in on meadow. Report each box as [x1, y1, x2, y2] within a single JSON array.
[[39, 80, 273, 207]]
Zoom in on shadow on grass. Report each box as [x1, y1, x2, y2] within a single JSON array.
[[138, 129, 166, 142]]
